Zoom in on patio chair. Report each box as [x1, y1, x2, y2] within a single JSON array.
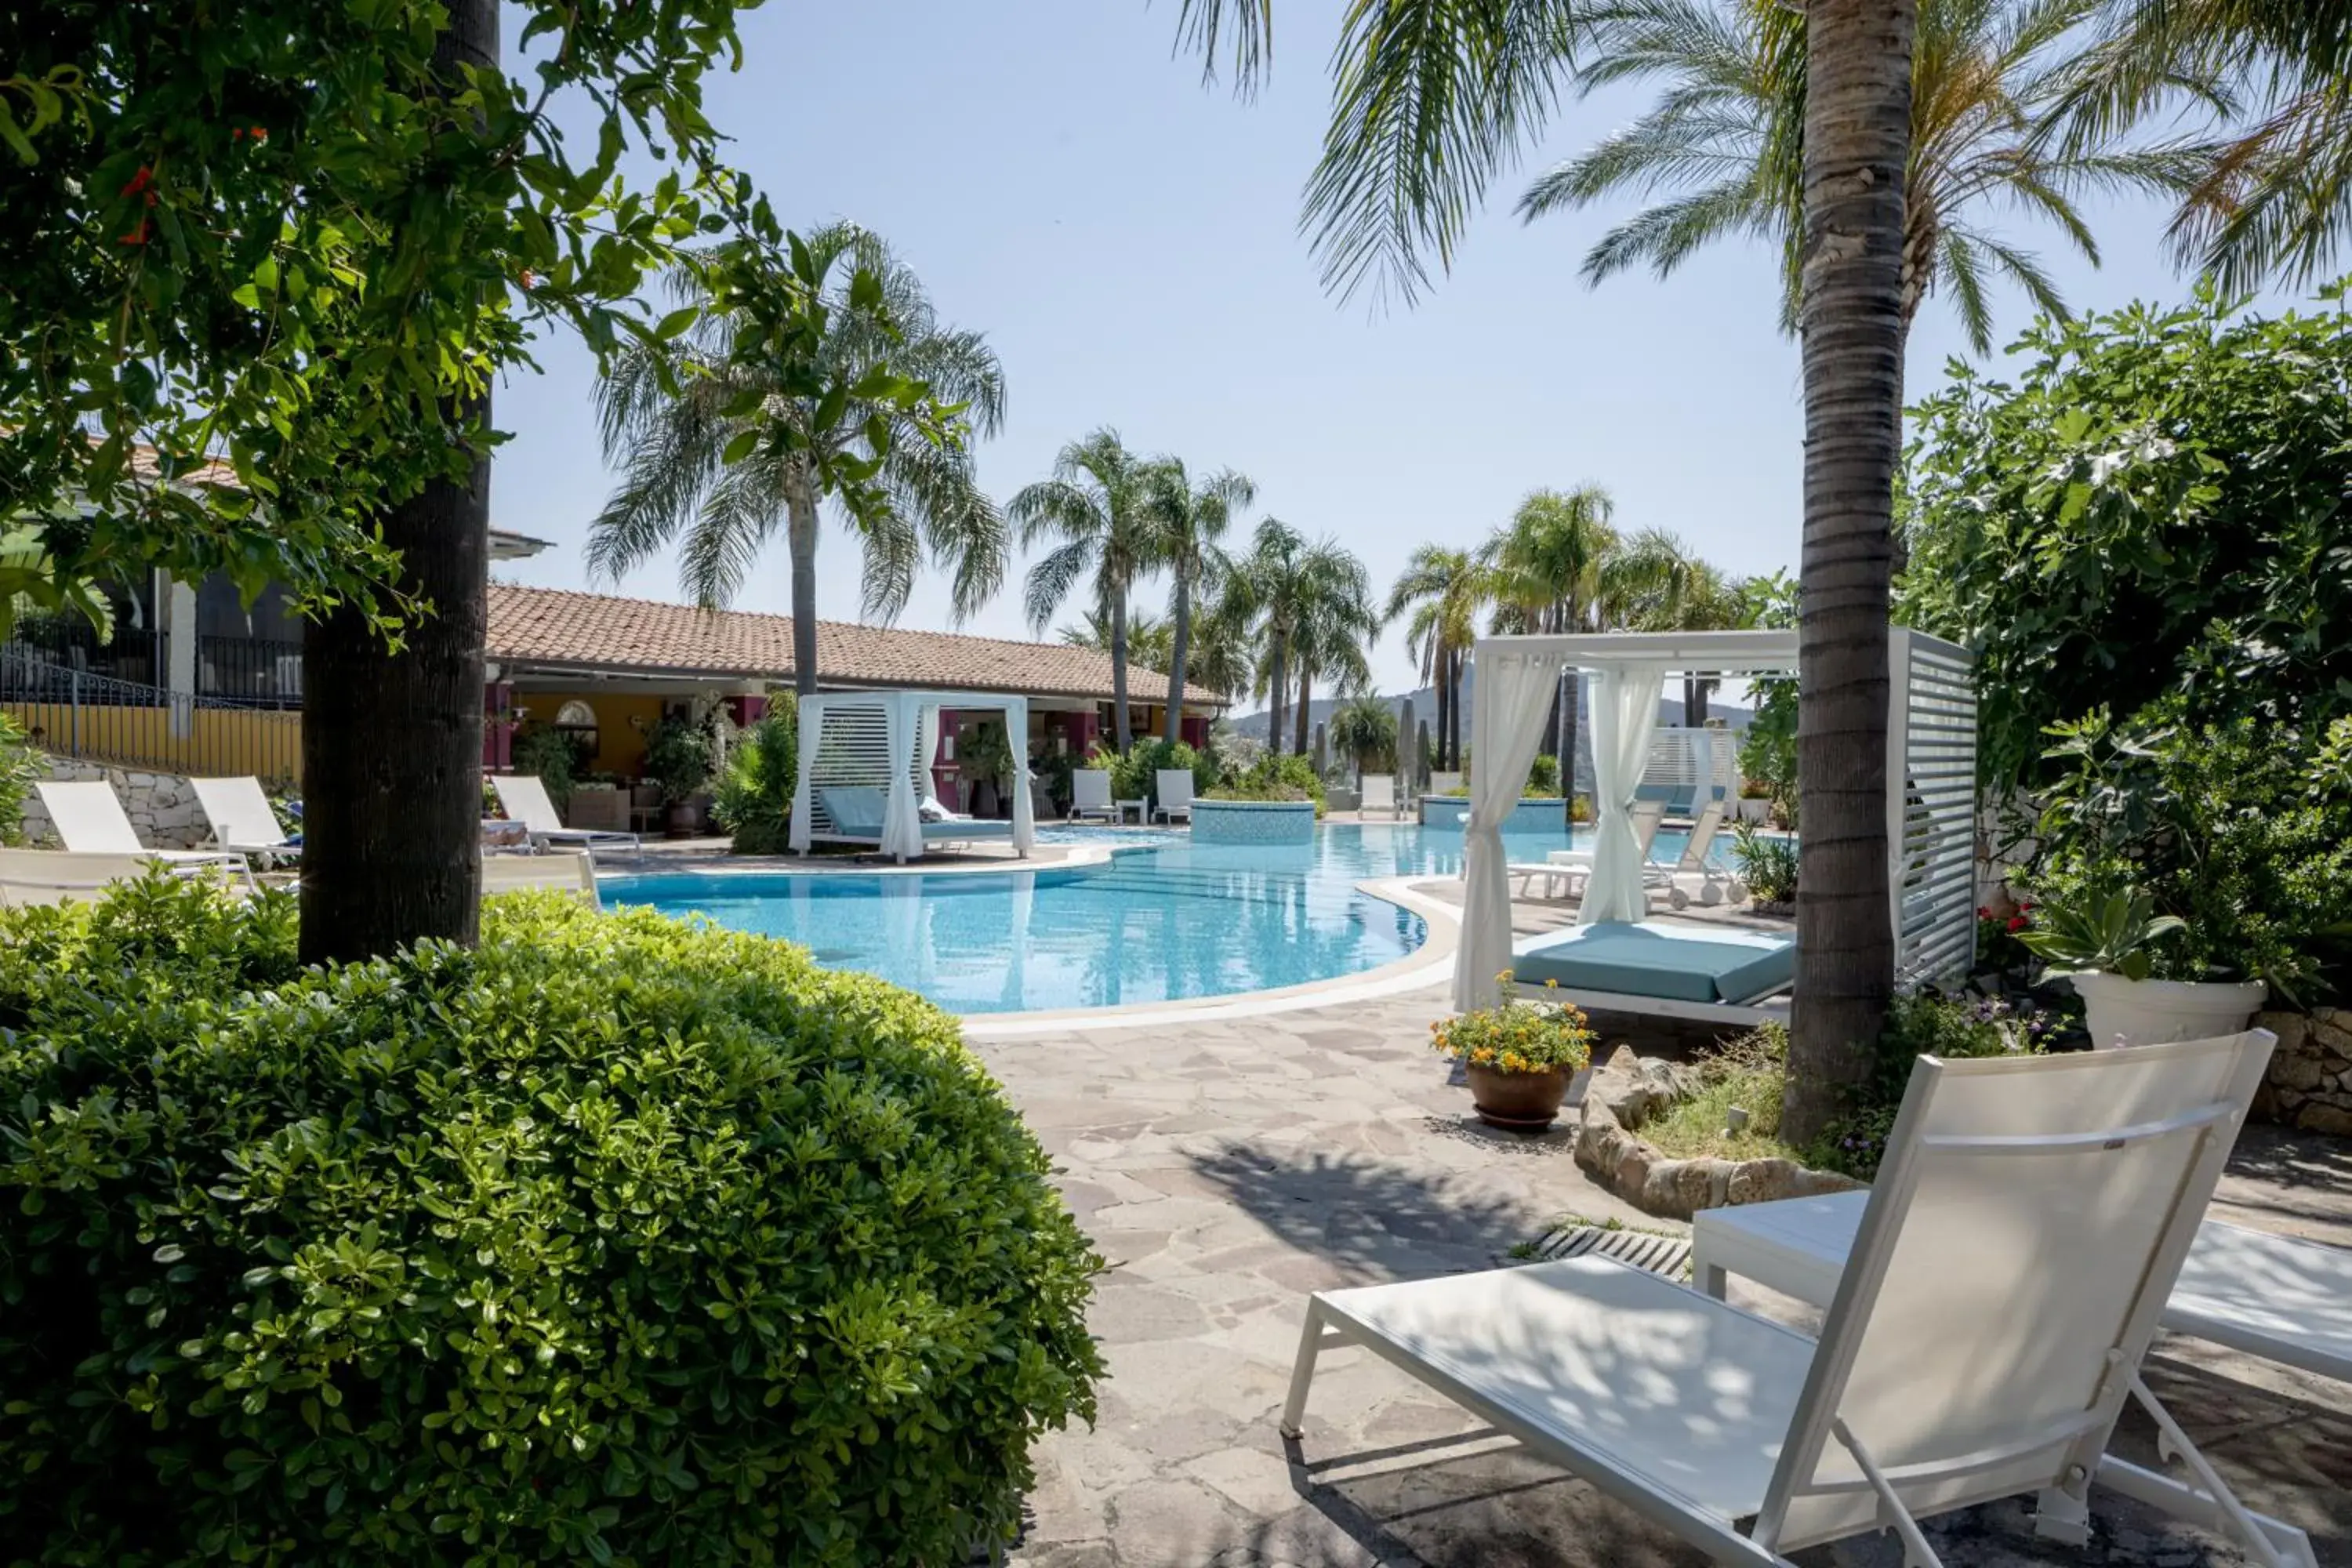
[[481, 848, 602, 909], [0, 848, 243, 907], [488, 773, 642, 862], [1153, 768, 1196, 824], [33, 781, 256, 888], [188, 776, 299, 866], [1279, 1031, 2314, 1568], [1068, 768, 1116, 824], [1359, 773, 1403, 819], [1657, 790, 1740, 910]]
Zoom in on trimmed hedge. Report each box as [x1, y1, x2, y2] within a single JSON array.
[[0, 875, 1102, 1566]]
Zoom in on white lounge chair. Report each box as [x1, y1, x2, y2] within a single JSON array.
[[1279, 1032, 2314, 1568], [1153, 768, 1195, 824], [481, 849, 602, 909], [1694, 1188, 2352, 1390], [33, 781, 255, 887], [1068, 768, 1116, 824], [1508, 859, 1587, 901], [0, 848, 246, 907], [189, 776, 299, 866], [1657, 789, 1739, 909], [489, 774, 642, 862], [1360, 773, 1402, 819]]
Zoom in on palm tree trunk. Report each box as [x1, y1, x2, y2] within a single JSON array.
[[1563, 666, 1581, 803], [299, 0, 495, 967], [1684, 675, 1704, 728], [1294, 666, 1312, 757], [1164, 573, 1191, 746], [1266, 630, 1289, 757], [786, 473, 820, 698], [1432, 655, 1449, 777], [1783, 0, 1915, 1147], [1110, 590, 1133, 752], [1449, 648, 1465, 772]]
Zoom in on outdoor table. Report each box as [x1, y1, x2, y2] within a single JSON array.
[[1115, 797, 1147, 825]]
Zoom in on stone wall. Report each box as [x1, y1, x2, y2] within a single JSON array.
[[1573, 1044, 1861, 1220], [2252, 1007, 2352, 1137], [19, 758, 212, 850]]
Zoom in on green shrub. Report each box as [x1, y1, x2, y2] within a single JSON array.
[[0, 875, 1103, 1566], [712, 705, 797, 855], [1730, 820, 1799, 905], [1094, 738, 1216, 814], [1809, 993, 2052, 1179], [1235, 753, 1327, 817], [1525, 753, 1560, 797], [510, 724, 578, 815], [0, 711, 38, 844], [642, 713, 713, 804]]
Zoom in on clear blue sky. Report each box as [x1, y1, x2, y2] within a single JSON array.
[[492, 0, 2275, 694]]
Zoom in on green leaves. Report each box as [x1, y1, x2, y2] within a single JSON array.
[[0, 877, 1103, 1563], [2013, 886, 2184, 978]]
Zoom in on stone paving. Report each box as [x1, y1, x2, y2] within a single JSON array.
[[973, 985, 2352, 1568]]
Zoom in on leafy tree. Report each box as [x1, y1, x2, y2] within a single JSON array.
[[1900, 281, 2352, 793], [1013, 430, 1160, 750], [1385, 546, 1490, 772], [1611, 528, 1751, 722], [1144, 459, 1256, 744], [713, 705, 799, 855], [2, 0, 864, 964], [1520, 0, 2219, 352], [1221, 518, 1371, 757], [1058, 606, 1174, 673], [588, 226, 1007, 695]]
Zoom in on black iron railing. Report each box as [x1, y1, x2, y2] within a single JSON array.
[[0, 644, 301, 786], [196, 635, 303, 707]]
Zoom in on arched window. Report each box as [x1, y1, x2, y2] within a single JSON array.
[[552, 699, 600, 764]]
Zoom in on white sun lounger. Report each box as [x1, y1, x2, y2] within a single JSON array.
[[488, 774, 641, 862], [1694, 1189, 2352, 1387], [188, 776, 299, 865], [1280, 1032, 2313, 1567], [1068, 768, 1116, 824], [1360, 773, 1403, 818], [0, 848, 249, 907], [481, 849, 602, 909], [33, 781, 256, 888], [1153, 768, 1195, 824]]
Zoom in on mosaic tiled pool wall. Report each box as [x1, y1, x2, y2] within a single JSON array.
[[1190, 800, 1318, 845], [1417, 797, 1571, 834]]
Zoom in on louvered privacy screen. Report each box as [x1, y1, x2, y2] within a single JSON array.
[[1890, 629, 1979, 988]]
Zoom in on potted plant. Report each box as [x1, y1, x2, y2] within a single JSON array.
[[1737, 776, 1774, 823], [642, 715, 713, 837], [958, 720, 1016, 818], [1430, 976, 1596, 1131], [1729, 820, 1795, 914], [2015, 887, 2268, 1048]]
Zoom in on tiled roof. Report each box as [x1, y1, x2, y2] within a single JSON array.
[[487, 584, 1225, 707]]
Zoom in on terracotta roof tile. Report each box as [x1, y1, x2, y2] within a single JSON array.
[[487, 584, 1224, 707]]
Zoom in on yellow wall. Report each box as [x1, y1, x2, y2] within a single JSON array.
[[2, 702, 303, 786], [514, 691, 665, 778]]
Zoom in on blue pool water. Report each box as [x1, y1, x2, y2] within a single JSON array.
[[605, 822, 1735, 1015]]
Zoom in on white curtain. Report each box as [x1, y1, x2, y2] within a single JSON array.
[[787, 696, 822, 854], [1580, 662, 1668, 925], [1007, 697, 1036, 855], [880, 695, 924, 862], [1454, 648, 1569, 1011], [916, 704, 944, 810]]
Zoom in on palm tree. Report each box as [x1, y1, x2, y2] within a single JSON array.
[[1286, 555, 1381, 757], [1011, 430, 1160, 751], [1330, 695, 1400, 775], [1385, 546, 1490, 772], [1611, 529, 1751, 722], [1482, 486, 1620, 778], [1518, 0, 2220, 353], [1221, 519, 1371, 757], [1145, 459, 1256, 745], [587, 224, 1008, 696], [1058, 606, 1174, 674], [1171, 0, 1917, 1141]]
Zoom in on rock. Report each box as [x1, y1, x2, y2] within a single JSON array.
[[2295, 1103, 2352, 1138], [2256, 1010, 2309, 1054], [1726, 1158, 1798, 1207], [2273, 1052, 2327, 1093]]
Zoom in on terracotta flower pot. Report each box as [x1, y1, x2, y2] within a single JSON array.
[[1465, 1062, 1570, 1132]]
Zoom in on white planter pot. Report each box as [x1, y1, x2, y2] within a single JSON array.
[[1736, 797, 1770, 823], [2066, 971, 2270, 1050]]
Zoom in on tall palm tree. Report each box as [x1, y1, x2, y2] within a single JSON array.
[[1385, 545, 1490, 772], [1330, 694, 1400, 775], [1611, 528, 1751, 722], [1171, 0, 1918, 1139], [1058, 606, 1174, 674], [1482, 485, 1620, 775], [1012, 430, 1159, 750], [1221, 518, 1370, 757], [1145, 459, 1256, 744], [1286, 555, 1381, 757], [1519, 0, 2220, 353], [588, 224, 1008, 696]]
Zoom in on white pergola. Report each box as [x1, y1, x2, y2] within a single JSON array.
[[1457, 629, 1976, 1011], [788, 689, 1034, 862]]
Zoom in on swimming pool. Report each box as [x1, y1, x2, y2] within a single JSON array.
[[605, 821, 1736, 1016]]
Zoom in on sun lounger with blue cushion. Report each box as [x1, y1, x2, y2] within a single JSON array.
[[1509, 920, 1793, 1021], [818, 786, 1014, 852]]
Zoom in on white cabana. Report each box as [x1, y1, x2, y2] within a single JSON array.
[[789, 690, 1035, 863], [1458, 629, 1975, 1011]]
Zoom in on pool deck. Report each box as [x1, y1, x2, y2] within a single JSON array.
[[975, 985, 2352, 1568]]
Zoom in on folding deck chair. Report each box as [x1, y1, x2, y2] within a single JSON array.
[[1279, 1032, 2313, 1567], [33, 781, 256, 889], [189, 776, 299, 866], [0, 848, 245, 907]]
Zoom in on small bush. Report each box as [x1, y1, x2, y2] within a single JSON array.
[[1730, 820, 1798, 905], [0, 875, 1103, 1566], [712, 706, 797, 855], [1237, 753, 1327, 816], [1525, 753, 1560, 797], [510, 724, 578, 814], [1639, 1025, 1797, 1163], [0, 712, 38, 844], [1094, 738, 1215, 815]]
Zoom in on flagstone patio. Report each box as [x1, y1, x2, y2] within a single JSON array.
[[973, 987, 2352, 1568]]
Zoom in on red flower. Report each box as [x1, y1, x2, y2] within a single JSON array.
[[117, 220, 151, 246], [1976, 906, 1992, 920], [2006, 915, 2028, 932]]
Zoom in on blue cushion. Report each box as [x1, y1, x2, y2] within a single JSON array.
[[819, 786, 887, 837], [1512, 922, 1794, 1005], [921, 818, 1012, 840]]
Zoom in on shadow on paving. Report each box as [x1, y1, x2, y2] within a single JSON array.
[[1185, 1142, 1544, 1283]]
